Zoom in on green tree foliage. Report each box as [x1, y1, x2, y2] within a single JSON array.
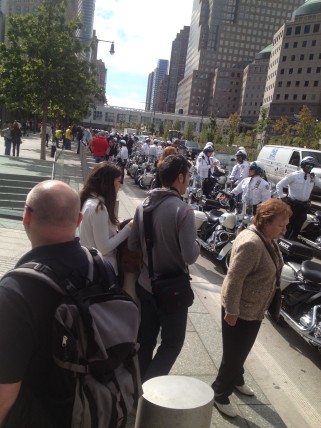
[[185, 122, 194, 140], [0, 0, 104, 159], [173, 119, 181, 131], [227, 112, 240, 146], [255, 107, 271, 135], [158, 120, 164, 137], [293, 105, 317, 148], [273, 116, 293, 145]]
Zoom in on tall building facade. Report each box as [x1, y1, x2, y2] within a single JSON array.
[[0, 0, 9, 41], [176, 0, 305, 118], [166, 26, 190, 113], [150, 59, 169, 112], [262, 0, 321, 120], [239, 45, 271, 126], [145, 72, 154, 112]]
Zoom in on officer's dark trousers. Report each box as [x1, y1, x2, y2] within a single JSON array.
[[285, 203, 308, 240], [136, 283, 188, 383], [212, 307, 261, 404]]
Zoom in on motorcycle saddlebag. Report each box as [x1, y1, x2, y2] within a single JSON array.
[[278, 238, 313, 261]]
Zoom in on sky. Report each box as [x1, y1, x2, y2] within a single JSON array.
[[93, 0, 194, 110]]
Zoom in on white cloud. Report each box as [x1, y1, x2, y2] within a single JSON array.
[[94, 0, 194, 76]]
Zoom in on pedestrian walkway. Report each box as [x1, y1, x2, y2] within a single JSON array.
[[0, 134, 287, 427]]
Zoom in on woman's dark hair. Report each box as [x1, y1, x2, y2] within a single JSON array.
[[254, 198, 292, 230], [80, 161, 122, 225], [159, 154, 190, 187]]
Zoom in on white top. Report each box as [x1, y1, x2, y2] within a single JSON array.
[[196, 153, 221, 179], [276, 170, 321, 201], [142, 142, 149, 155], [119, 146, 128, 160], [229, 161, 250, 185], [149, 144, 158, 158], [79, 197, 131, 275], [232, 176, 271, 205]]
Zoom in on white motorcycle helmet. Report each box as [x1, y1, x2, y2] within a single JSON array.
[[219, 212, 237, 230]]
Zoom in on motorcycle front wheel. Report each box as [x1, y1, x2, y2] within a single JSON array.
[[138, 177, 147, 189]]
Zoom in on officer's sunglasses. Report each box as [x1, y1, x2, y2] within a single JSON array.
[[305, 164, 314, 169]]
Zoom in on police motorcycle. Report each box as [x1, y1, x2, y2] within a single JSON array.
[[277, 238, 321, 353], [297, 206, 321, 257], [137, 160, 156, 190], [194, 191, 248, 271]]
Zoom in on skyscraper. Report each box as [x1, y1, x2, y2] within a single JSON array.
[[166, 26, 190, 113], [150, 59, 169, 112], [176, 0, 305, 118]]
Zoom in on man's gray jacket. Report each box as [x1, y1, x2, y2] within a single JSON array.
[[128, 188, 200, 293]]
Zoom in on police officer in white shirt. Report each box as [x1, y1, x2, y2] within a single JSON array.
[[196, 146, 224, 197], [141, 138, 150, 158], [118, 139, 128, 183], [231, 161, 270, 215], [229, 150, 250, 186], [149, 139, 158, 163], [276, 156, 321, 239]]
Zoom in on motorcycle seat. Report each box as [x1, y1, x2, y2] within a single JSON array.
[[301, 260, 321, 284]]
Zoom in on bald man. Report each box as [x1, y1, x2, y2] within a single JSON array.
[[0, 180, 87, 427]]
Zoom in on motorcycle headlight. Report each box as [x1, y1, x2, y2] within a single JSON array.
[[196, 189, 203, 199]]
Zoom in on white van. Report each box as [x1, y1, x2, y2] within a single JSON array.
[[257, 145, 321, 196]]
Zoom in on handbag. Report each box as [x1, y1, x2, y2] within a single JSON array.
[[251, 229, 282, 322], [143, 210, 194, 313]]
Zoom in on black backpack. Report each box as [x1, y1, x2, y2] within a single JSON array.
[[4, 247, 142, 428]]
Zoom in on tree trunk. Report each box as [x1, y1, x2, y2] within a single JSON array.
[[40, 103, 48, 160]]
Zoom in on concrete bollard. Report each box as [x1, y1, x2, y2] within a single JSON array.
[[134, 375, 214, 428]]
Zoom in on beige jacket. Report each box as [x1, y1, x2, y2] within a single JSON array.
[[221, 226, 283, 321]]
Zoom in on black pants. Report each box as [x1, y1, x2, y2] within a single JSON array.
[[212, 307, 261, 404], [285, 202, 309, 240], [136, 283, 188, 383]]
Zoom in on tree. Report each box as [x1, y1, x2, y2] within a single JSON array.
[[293, 105, 317, 148], [0, 0, 104, 160], [185, 122, 194, 140], [173, 119, 181, 131], [158, 120, 164, 137], [273, 116, 293, 145], [227, 112, 240, 146]]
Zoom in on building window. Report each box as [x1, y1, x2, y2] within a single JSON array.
[[302, 94, 307, 100], [300, 54, 304, 60], [280, 69, 285, 74], [314, 81, 319, 87], [293, 94, 298, 100], [295, 26, 301, 35], [312, 40, 317, 46], [304, 25, 310, 34], [313, 24, 320, 33], [276, 94, 280, 100], [286, 27, 292, 36], [285, 42, 289, 48], [284, 94, 289, 100], [309, 54, 314, 60], [291, 55, 295, 61], [302, 41, 307, 47], [304, 81, 309, 87], [278, 81, 282, 87], [307, 67, 312, 73], [298, 68, 302, 74], [317, 67, 321, 73], [293, 41, 298, 48], [287, 81, 291, 87], [282, 56, 287, 62], [295, 81, 300, 87], [289, 68, 293, 74]]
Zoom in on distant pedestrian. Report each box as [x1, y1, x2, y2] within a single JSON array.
[[89, 131, 108, 163], [11, 121, 22, 157], [2, 122, 12, 156]]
